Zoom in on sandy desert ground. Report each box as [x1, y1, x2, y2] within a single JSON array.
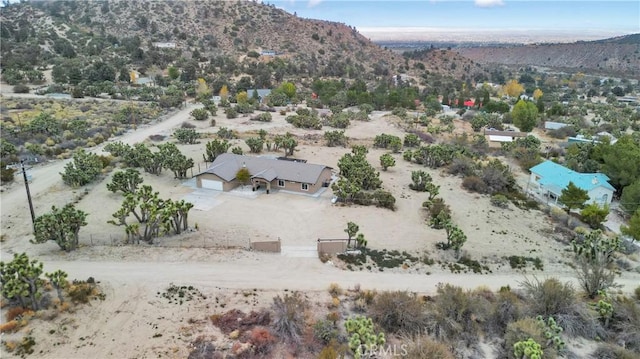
[[1, 97, 639, 358]]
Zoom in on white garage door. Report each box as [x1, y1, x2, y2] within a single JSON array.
[[201, 179, 224, 191]]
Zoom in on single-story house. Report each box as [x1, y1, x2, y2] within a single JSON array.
[[544, 121, 569, 130], [528, 160, 614, 207], [195, 153, 333, 194], [247, 89, 272, 104], [484, 129, 528, 143]]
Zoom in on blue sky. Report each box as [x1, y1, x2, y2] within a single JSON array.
[[268, 1, 640, 34]]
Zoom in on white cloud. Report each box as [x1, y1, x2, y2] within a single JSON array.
[[308, 0, 323, 7], [474, 0, 504, 7]]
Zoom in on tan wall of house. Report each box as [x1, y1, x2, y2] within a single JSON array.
[[198, 168, 333, 194], [272, 168, 333, 194], [317, 240, 347, 255], [250, 240, 281, 253]]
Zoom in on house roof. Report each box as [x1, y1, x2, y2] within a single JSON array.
[[247, 89, 272, 99], [529, 160, 615, 193], [544, 121, 569, 130], [198, 153, 331, 184]]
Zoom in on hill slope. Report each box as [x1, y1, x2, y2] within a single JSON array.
[[455, 34, 640, 78], [0, 0, 487, 83]]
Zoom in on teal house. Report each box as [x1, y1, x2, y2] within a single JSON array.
[[528, 160, 614, 206]]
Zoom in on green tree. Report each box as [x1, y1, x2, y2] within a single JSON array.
[[109, 185, 192, 244], [355, 233, 367, 249], [344, 222, 359, 248], [580, 204, 610, 229], [279, 81, 297, 99], [32, 204, 88, 252], [160, 143, 193, 179], [621, 209, 640, 242], [511, 100, 539, 132], [337, 146, 381, 191], [61, 149, 103, 187], [45, 270, 68, 304], [190, 108, 209, 121], [620, 180, 640, 215], [572, 230, 621, 298], [245, 137, 264, 153], [444, 222, 467, 258], [203, 139, 231, 162], [558, 181, 589, 213], [174, 128, 199, 144], [344, 316, 385, 359], [331, 178, 361, 204], [168, 66, 180, 80], [599, 135, 640, 192], [324, 130, 348, 147], [275, 133, 298, 157], [236, 167, 251, 187], [379, 153, 395, 171], [106, 169, 143, 195], [0, 253, 45, 310]]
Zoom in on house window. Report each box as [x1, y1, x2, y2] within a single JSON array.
[[301, 183, 309, 191], [278, 179, 285, 187]]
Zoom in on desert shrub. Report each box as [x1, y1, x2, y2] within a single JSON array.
[[503, 318, 556, 359], [328, 283, 343, 297], [425, 284, 489, 345], [13, 84, 29, 93], [635, 286, 640, 301], [372, 190, 396, 210], [591, 344, 638, 359], [187, 339, 219, 359], [610, 296, 640, 352], [520, 277, 576, 317], [547, 126, 577, 139], [5, 307, 30, 322], [314, 319, 338, 344], [272, 292, 308, 344], [0, 320, 19, 333], [402, 334, 455, 359], [210, 309, 271, 335], [251, 112, 272, 122], [487, 289, 523, 335], [490, 194, 509, 208], [225, 107, 238, 119], [67, 279, 99, 304], [369, 291, 427, 334], [447, 156, 476, 177], [217, 127, 236, 139], [247, 327, 276, 355], [404, 133, 420, 147], [462, 175, 487, 193], [181, 121, 196, 128]]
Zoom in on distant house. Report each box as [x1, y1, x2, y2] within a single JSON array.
[[528, 160, 614, 207], [247, 89, 272, 104], [195, 154, 333, 194], [484, 129, 528, 143], [568, 133, 617, 145], [153, 42, 176, 49], [260, 50, 276, 56], [544, 121, 569, 130]]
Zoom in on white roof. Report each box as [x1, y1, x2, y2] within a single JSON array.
[[488, 135, 514, 142]]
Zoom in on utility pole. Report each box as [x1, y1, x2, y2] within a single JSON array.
[[17, 159, 36, 233]]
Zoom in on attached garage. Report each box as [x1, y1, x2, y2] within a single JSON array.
[[201, 179, 224, 191]]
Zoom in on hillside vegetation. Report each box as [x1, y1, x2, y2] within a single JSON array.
[[456, 34, 640, 78]]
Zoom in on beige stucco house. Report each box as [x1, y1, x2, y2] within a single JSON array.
[[195, 153, 333, 194]]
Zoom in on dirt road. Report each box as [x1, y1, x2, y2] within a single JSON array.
[[0, 103, 199, 235]]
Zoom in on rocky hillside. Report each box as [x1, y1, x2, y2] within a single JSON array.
[[455, 34, 640, 78], [0, 0, 488, 83]]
